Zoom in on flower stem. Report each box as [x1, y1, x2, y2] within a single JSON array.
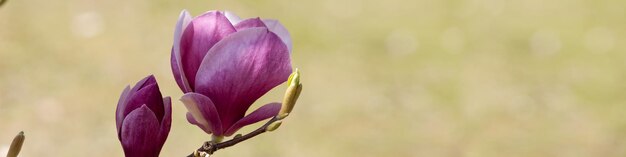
[[187, 117, 280, 157], [211, 135, 224, 143]]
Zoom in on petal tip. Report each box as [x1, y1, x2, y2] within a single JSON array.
[[224, 10, 242, 24], [180, 9, 190, 14]]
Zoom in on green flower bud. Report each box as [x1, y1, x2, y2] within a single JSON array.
[[278, 69, 302, 119]]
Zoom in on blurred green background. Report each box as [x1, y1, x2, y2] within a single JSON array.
[[1, 0, 626, 156]]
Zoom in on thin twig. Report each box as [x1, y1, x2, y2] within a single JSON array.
[[187, 117, 280, 157]]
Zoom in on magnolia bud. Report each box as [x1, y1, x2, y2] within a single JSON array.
[[266, 120, 283, 132], [7, 131, 25, 157], [278, 69, 302, 119]]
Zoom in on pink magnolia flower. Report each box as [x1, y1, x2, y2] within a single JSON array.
[[116, 75, 172, 157], [170, 10, 293, 137]]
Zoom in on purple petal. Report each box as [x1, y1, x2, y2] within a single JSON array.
[[195, 28, 292, 130], [180, 93, 224, 135], [124, 81, 165, 123], [224, 103, 281, 136], [172, 10, 193, 93], [174, 10, 192, 47], [263, 19, 292, 53], [120, 105, 162, 157], [180, 11, 236, 90], [234, 17, 267, 31], [158, 97, 172, 147], [224, 11, 242, 25], [117, 75, 158, 139], [116, 85, 131, 135], [122, 75, 153, 109], [186, 112, 212, 134], [132, 75, 155, 92], [170, 48, 188, 92]]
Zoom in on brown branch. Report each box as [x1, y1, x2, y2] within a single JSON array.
[[187, 117, 280, 157], [0, 0, 6, 8]]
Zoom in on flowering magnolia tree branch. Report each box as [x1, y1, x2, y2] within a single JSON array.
[[109, 9, 302, 157], [5, 8, 301, 157], [187, 116, 281, 157], [187, 69, 301, 157]]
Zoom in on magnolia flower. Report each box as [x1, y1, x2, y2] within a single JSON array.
[[116, 75, 172, 157], [170, 10, 293, 138]]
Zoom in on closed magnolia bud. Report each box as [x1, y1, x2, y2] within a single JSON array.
[[278, 69, 302, 119], [7, 131, 25, 157], [116, 75, 172, 157]]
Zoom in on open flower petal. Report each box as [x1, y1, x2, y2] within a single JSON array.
[[172, 10, 193, 92], [234, 17, 267, 31], [181, 92, 224, 135], [121, 105, 161, 157], [180, 11, 236, 91], [171, 48, 187, 92], [224, 103, 281, 136], [263, 19, 292, 53], [224, 10, 242, 25], [186, 112, 212, 134], [195, 28, 292, 130], [171, 10, 296, 137]]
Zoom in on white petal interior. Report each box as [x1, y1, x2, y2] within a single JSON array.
[[263, 19, 293, 53], [174, 9, 193, 92], [180, 96, 210, 129], [225, 10, 242, 25]]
